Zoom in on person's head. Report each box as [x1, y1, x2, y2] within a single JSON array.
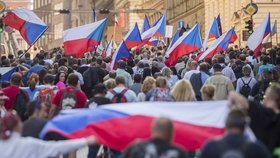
[[0, 90, 9, 106], [0, 111, 22, 140], [142, 77, 156, 94], [32, 57, 39, 65], [143, 68, 152, 80], [264, 83, 280, 113], [242, 65, 251, 77], [115, 76, 126, 86], [92, 83, 107, 97], [55, 71, 67, 84], [213, 63, 222, 72], [109, 71, 116, 79], [43, 74, 54, 85], [138, 61, 144, 69], [25, 52, 31, 59], [10, 72, 22, 86], [27, 73, 39, 91], [239, 54, 246, 62], [225, 109, 249, 133], [155, 76, 167, 88], [199, 62, 208, 73], [200, 84, 215, 101], [171, 80, 195, 101], [67, 73, 79, 87], [190, 61, 198, 70], [152, 117, 173, 142], [217, 56, 225, 64], [248, 50, 254, 56], [104, 79, 116, 90], [26, 100, 47, 119], [134, 74, 142, 83], [118, 61, 126, 69], [262, 55, 270, 65], [161, 67, 172, 77]]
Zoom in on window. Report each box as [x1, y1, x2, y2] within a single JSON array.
[[54, 23, 63, 40], [54, 2, 63, 15]]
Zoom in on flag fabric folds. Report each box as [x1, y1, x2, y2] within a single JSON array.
[[147, 38, 159, 47], [63, 19, 107, 58], [247, 14, 271, 57], [102, 40, 113, 58], [0, 67, 17, 82], [110, 40, 130, 70], [229, 29, 238, 44], [271, 21, 277, 36], [168, 31, 180, 50], [123, 23, 142, 49], [2, 8, 48, 46], [142, 15, 151, 33], [40, 101, 229, 151], [202, 17, 220, 51], [141, 16, 166, 43], [196, 27, 236, 62], [165, 23, 202, 66]]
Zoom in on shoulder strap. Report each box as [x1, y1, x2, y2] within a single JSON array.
[[247, 77, 252, 84], [120, 88, 129, 95]]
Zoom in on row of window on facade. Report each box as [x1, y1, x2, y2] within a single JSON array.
[[34, 0, 51, 9]]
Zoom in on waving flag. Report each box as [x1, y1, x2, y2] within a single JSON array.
[[217, 14, 222, 35], [63, 19, 107, 58], [142, 15, 151, 33], [2, 8, 48, 46], [196, 27, 235, 62], [124, 23, 142, 49], [203, 17, 220, 51], [271, 20, 277, 36], [168, 31, 180, 50], [40, 101, 229, 151], [102, 40, 113, 58], [247, 14, 271, 57], [113, 15, 119, 26], [141, 15, 166, 43], [0, 67, 17, 82], [147, 38, 159, 47], [110, 40, 130, 70], [229, 29, 238, 44], [165, 23, 202, 66]]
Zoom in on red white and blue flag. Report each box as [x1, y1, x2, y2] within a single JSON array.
[[102, 40, 113, 58], [196, 27, 236, 62], [217, 14, 222, 36], [247, 14, 271, 57], [147, 38, 159, 47], [271, 20, 277, 36], [141, 15, 166, 43], [165, 23, 202, 66], [203, 17, 220, 51], [142, 15, 151, 33], [2, 8, 48, 46], [123, 23, 142, 49], [110, 40, 130, 70], [40, 101, 229, 151], [167, 31, 180, 50], [63, 19, 107, 58], [229, 29, 238, 44]]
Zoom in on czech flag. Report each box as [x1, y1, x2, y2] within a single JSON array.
[[247, 14, 271, 57], [203, 17, 220, 51], [0, 67, 17, 82], [110, 40, 130, 70], [102, 40, 113, 58], [2, 8, 48, 46], [141, 15, 166, 43], [229, 29, 238, 44], [167, 31, 180, 50], [165, 23, 202, 66], [271, 21, 277, 36], [63, 19, 107, 58], [40, 101, 229, 151], [196, 27, 235, 62], [142, 15, 151, 33], [147, 38, 159, 47], [123, 23, 142, 49]]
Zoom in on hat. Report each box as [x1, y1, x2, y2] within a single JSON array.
[[0, 90, 9, 100]]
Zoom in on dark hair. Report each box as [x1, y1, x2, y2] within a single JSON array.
[[115, 76, 126, 85], [11, 72, 22, 86], [199, 62, 208, 72], [54, 71, 67, 84], [262, 56, 270, 65], [217, 56, 225, 63], [92, 83, 107, 95], [226, 109, 249, 131], [118, 61, 126, 69], [25, 52, 31, 59], [109, 71, 116, 79], [134, 74, 142, 83], [67, 73, 79, 86], [170, 67, 177, 75], [43, 74, 54, 84], [143, 68, 152, 81], [213, 63, 222, 72]]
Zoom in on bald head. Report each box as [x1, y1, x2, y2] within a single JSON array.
[[152, 117, 174, 142]]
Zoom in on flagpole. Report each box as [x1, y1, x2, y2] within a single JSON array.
[[113, 24, 116, 43], [276, 20, 278, 46]]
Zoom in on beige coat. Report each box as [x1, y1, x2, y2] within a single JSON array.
[[205, 72, 235, 100]]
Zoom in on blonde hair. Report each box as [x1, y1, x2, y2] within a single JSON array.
[[104, 79, 116, 90], [200, 84, 216, 100], [142, 77, 156, 94], [171, 80, 195, 101], [28, 73, 39, 91], [156, 76, 167, 88]]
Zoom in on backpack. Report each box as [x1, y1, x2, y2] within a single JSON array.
[[110, 88, 129, 103], [59, 89, 78, 110], [149, 88, 175, 102], [218, 139, 250, 158], [13, 89, 29, 121], [239, 78, 252, 98], [35, 87, 55, 112], [190, 73, 203, 101]]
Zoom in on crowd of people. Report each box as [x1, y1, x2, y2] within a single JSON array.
[[0, 44, 280, 158]]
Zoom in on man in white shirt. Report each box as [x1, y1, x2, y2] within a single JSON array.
[[184, 61, 199, 80], [116, 61, 133, 88]]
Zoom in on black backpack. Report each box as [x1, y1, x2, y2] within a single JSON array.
[[190, 73, 203, 101], [59, 89, 78, 110], [13, 89, 29, 121], [239, 78, 252, 98], [217, 139, 250, 158], [110, 88, 129, 103]]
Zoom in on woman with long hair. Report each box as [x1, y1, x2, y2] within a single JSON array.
[[54, 71, 67, 90], [21, 73, 43, 100], [171, 80, 196, 101], [137, 77, 156, 102]]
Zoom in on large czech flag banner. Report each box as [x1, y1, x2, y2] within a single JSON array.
[[40, 101, 229, 151], [3, 8, 48, 46], [63, 19, 107, 58]]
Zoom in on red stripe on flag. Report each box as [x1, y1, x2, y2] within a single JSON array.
[[64, 38, 99, 58]]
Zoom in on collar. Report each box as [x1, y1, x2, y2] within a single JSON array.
[[213, 72, 223, 75]]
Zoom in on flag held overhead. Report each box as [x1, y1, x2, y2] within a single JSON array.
[[123, 23, 142, 49]]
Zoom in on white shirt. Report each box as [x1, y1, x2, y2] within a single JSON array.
[[0, 132, 87, 158], [246, 56, 258, 66], [184, 70, 200, 80], [236, 77, 257, 93], [105, 86, 137, 102]]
